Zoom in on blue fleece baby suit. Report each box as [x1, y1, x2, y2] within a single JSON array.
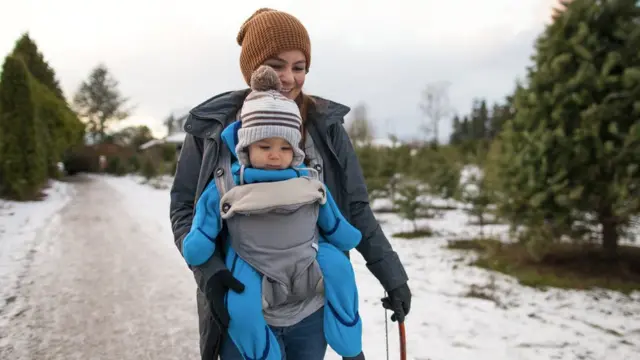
[[182, 121, 363, 360]]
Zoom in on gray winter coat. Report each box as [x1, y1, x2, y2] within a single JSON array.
[[169, 89, 409, 360]]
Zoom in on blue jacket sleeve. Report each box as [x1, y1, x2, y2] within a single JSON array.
[[317, 186, 362, 251], [181, 177, 222, 266]]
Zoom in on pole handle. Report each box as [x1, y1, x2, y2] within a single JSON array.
[[398, 321, 407, 360]]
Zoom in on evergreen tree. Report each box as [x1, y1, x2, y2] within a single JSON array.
[[470, 99, 489, 140], [12, 33, 65, 100], [381, 142, 413, 203], [354, 140, 413, 203], [449, 115, 463, 144], [33, 80, 85, 177], [494, 0, 640, 257], [0, 56, 47, 199], [355, 144, 387, 201], [489, 102, 509, 139], [394, 180, 425, 232], [3, 33, 84, 179], [461, 169, 494, 238], [411, 145, 461, 207], [460, 116, 471, 141], [73, 64, 132, 143]]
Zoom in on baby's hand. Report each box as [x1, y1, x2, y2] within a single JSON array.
[[182, 229, 216, 266]]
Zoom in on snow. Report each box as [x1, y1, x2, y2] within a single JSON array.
[[353, 138, 401, 149], [110, 175, 640, 360], [2, 174, 639, 360], [342, 210, 640, 360], [138, 138, 164, 150], [97, 174, 177, 254], [0, 180, 74, 312], [138, 131, 186, 150], [165, 131, 186, 144]]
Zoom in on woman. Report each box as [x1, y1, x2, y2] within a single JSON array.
[[169, 8, 412, 360]]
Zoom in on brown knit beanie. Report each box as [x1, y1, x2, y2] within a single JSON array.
[[237, 8, 311, 85]]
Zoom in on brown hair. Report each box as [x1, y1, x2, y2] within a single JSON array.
[[296, 92, 316, 165]]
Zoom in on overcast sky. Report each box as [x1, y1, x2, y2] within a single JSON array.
[[1, 0, 558, 141]]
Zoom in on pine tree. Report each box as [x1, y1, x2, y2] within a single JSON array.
[[461, 116, 471, 141], [494, 0, 640, 258], [449, 115, 463, 144], [470, 99, 489, 141], [461, 170, 494, 238], [12, 33, 65, 100], [0, 56, 47, 199], [415, 146, 461, 200], [394, 180, 425, 232], [488, 100, 512, 139], [73, 64, 131, 143], [34, 81, 85, 176], [382, 142, 413, 204], [10, 33, 84, 175], [355, 145, 387, 201]]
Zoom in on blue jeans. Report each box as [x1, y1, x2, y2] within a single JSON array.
[[220, 307, 327, 360]]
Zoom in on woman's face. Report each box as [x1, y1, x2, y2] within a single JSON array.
[[262, 50, 306, 100]]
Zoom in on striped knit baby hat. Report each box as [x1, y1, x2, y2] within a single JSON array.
[[236, 65, 305, 167]]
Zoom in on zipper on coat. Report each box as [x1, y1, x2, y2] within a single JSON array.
[[203, 141, 220, 199], [324, 125, 341, 168]]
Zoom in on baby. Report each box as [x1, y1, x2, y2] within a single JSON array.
[[182, 65, 365, 360]]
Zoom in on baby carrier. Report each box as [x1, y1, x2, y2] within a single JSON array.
[[210, 135, 363, 360], [214, 142, 328, 309]]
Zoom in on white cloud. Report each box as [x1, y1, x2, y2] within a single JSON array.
[[0, 0, 556, 139]]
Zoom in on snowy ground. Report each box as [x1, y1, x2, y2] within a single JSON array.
[[0, 174, 639, 360], [0, 180, 74, 315]]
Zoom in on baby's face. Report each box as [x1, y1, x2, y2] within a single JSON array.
[[248, 137, 294, 169]]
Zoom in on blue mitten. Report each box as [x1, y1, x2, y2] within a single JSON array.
[[317, 187, 362, 251], [317, 240, 362, 357], [182, 180, 222, 266]]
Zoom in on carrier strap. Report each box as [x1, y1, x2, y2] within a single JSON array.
[[219, 177, 327, 219]]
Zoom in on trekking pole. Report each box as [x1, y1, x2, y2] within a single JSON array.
[[384, 291, 407, 360], [384, 291, 390, 360], [398, 321, 407, 360]]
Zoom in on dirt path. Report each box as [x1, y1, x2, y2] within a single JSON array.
[[0, 175, 200, 360]]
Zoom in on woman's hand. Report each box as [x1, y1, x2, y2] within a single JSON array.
[[381, 283, 412, 322], [205, 269, 245, 327]]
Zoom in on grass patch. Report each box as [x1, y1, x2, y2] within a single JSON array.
[[467, 219, 504, 226], [448, 238, 500, 251], [465, 285, 499, 303], [373, 206, 397, 214], [447, 239, 640, 294], [430, 204, 459, 211], [393, 228, 435, 239], [0, 188, 48, 201]]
